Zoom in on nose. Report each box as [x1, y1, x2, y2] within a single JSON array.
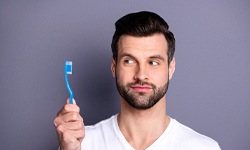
[[133, 64, 148, 81]]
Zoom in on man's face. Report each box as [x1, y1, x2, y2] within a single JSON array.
[[111, 33, 175, 110]]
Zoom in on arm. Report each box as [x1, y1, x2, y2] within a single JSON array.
[[54, 99, 85, 150]]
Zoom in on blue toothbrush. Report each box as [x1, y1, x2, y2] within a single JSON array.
[[65, 61, 74, 104]]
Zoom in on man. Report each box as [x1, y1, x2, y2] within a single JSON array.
[[54, 11, 221, 150]]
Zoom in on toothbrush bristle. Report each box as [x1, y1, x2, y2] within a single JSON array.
[[65, 61, 72, 74]]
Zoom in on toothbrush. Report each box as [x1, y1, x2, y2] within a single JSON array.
[[65, 61, 74, 104]]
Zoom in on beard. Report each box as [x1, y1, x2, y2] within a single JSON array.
[[116, 78, 169, 110]]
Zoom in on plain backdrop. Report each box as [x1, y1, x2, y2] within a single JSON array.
[[0, 1, 249, 149]]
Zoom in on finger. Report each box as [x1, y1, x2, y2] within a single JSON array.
[[63, 112, 83, 122], [54, 112, 83, 127], [56, 120, 84, 134], [57, 103, 80, 117], [58, 126, 85, 141], [63, 121, 84, 131], [57, 98, 78, 116], [66, 130, 85, 140]]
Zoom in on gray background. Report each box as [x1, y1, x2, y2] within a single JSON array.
[[0, 0, 249, 150]]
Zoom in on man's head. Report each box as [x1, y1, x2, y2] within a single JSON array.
[[111, 11, 175, 65], [111, 11, 176, 110]]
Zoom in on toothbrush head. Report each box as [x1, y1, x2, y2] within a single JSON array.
[[65, 60, 74, 104], [65, 61, 72, 74]]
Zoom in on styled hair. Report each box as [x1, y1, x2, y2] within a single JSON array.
[[111, 11, 175, 65]]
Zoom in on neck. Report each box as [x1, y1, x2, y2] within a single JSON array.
[[118, 97, 170, 150]]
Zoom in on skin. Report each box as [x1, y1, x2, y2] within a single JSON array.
[[54, 99, 84, 150], [111, 33, 175, 150], [54, 33, 175, 150]]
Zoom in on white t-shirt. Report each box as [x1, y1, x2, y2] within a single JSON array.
[[81, 114, 221, 150]]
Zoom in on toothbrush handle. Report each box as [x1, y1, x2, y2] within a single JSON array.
[[65, 73, 74, 104], [70, 93, 74, 104]]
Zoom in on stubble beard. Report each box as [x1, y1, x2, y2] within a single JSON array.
[[116, 78, 169, 110]]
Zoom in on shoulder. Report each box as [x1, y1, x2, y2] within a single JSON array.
[[81, 115, 117, 147], [85, 114, 117, 134], [170, 119, 221, 150]]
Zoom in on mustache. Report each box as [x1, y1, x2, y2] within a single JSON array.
[[127, 81, 156, 89]]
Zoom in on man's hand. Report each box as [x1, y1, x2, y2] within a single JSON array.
[[54, 99, 85, 150]]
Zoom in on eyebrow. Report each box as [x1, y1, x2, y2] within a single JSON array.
[[149, 55, 165, 61], [119, 53, 135, 60], [119, 53, 165, 61]]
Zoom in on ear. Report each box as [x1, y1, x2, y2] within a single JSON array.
[[111, 58, 116, 77], [168, 57, 176, 80]]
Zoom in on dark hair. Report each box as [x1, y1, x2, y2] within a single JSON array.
[[111, 11, 175, 65]]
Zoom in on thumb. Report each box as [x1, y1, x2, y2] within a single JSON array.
[[66, 98, 76, 105]]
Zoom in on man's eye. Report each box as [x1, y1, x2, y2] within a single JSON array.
[[124, 59, 134, 64], [150, 61, 159, 66]]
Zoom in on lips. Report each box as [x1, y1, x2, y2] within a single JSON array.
[[131, 85, 152, 92]]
